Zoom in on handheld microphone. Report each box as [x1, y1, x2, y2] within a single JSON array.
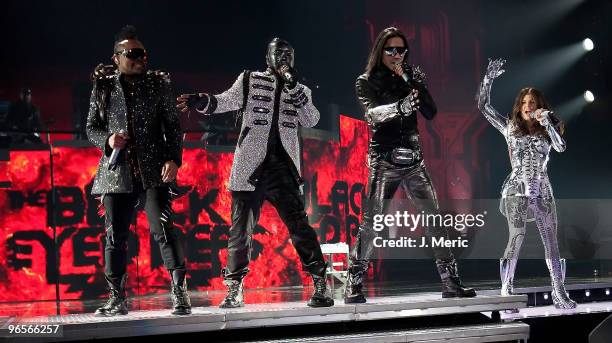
[[394, 62, 411, 83], [108, 130, 125, 171], [529, 110, 552, 120], [280, 65, 294, 84]]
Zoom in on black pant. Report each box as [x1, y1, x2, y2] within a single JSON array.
[[223, 151, 326, 280], [102, 180, 185, 286], [350, 159, 454, 275]]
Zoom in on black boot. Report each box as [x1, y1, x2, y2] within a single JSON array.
[[344, 269, 366, 304], [436, 260, 477, 298], [95, 275, 128, 316], [308, 274, 334, 307], [170, 269, 192, 315], [219, 279, 244, 308]]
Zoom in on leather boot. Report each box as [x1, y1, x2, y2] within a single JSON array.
[[344, 268, 366, 304], [219, 278, 244, 308], [95, 274, 128, 316], [307, 274, 334, 307], [170, 269, 192, 315], [436, 259, 477, 298]]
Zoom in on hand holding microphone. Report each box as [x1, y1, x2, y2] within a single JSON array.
[[392, 62, 410, 82], [279, 65, 298, 89], [529, 109, 552, 126], [108, 131, 129, 170]]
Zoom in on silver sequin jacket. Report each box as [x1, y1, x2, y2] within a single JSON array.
[[197, 70, 319, 191], [86, 71, 183, 195]]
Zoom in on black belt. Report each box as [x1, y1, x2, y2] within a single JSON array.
[[378, 147, 422, 166]]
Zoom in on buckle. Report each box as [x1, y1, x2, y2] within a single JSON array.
[[391, 148, 416, 165]]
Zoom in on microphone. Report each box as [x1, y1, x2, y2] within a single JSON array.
[[394, 62, 411, 83], [108, 130, 125, 171], [529, 110, 552, 120], [529, 110, 553, 127], [279, 65, 294, 84]]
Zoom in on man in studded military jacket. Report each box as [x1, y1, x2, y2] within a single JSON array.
[[177, 38, 333, 309], [86, 26, 190, 317]]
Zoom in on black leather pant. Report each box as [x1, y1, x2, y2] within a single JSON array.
[[223, 151, 327, 281], [349, 158, 454, 277], [102, 180, 186, 287]]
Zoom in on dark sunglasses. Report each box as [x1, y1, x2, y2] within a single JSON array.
[[115, 48, 148, 60], [383, 46, 408, 57]]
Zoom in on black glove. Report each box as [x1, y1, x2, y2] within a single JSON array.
[[91, 63, 116, 81], [186, 94, 209, 111], [398, 89, 419, 116]]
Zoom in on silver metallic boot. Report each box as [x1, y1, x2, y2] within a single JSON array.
[[546, 258, 577, 309]]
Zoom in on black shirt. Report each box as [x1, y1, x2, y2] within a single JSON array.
[[120, 75, 142, 179]]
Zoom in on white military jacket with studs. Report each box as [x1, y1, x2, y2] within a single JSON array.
[[197, 69, 320, 192]]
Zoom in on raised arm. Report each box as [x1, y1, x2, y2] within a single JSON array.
[[477, 58, 509, 133]]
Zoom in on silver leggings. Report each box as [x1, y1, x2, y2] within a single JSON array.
[[502, 196, 576, 308]]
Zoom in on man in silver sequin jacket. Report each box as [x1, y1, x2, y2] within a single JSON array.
[[86, 26, 190, 317]]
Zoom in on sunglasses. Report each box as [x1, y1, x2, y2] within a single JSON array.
[[383, 47, 408, 57], [115, 48, 148, 60]]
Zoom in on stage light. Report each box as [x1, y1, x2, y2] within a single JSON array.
[[583, 38, 594, 51], [585, 290, 591, 297], [504, 41, 587, 90], [584, 90, 595, 103]]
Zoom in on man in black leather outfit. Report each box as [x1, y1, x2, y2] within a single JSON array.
[[345, 27, 476, 303], [87, 26, 191, 316]]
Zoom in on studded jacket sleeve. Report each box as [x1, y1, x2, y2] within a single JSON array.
[[356, 76, 402, 126], [86, 82, 113, 157], [159, 78, 183, 167], [197, 72, 246, 115], [286, 83, 319, 128]]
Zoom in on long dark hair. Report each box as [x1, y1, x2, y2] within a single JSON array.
[[365, 27, 409, 75], [510, 87, 565, 138]]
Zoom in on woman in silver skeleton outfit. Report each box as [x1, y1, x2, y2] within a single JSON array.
[[477, 58, 576, 309]]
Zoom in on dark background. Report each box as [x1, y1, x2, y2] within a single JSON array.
[[1, 0, 610, 285], [1, 0, 609, 197]]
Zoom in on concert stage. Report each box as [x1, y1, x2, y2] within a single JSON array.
[[3, 278, 612, 342], [1, 292, 528, 342]]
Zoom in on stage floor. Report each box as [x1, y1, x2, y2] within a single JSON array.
[[1, 276, 610, 318], [1, 292, 527, 342]]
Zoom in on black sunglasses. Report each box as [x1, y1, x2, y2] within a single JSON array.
[[115, 48, 148, 60], [383, 46, 408, 57]]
